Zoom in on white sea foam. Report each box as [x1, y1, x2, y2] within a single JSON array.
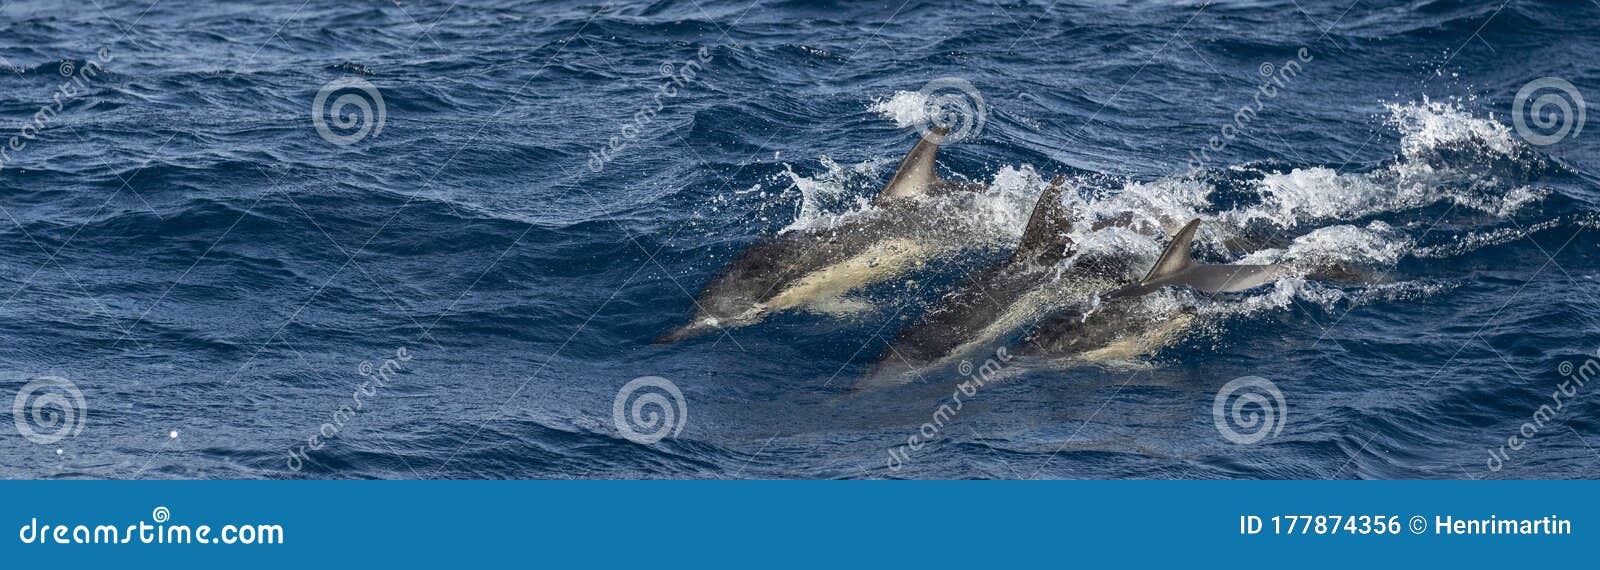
[[1197, 99, 1551, 231], [1387, 97, 1520, 160], [776, 159, 1042, 247], [1239, 221, 1409, 268], [777, 156, 883, 232], [869, 90, 934, 129]]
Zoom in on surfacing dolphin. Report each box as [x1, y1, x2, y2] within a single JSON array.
[[658, 126, 982, 343], [863, 196, 1287, 389], [1018, 217, 1288, 361], [868, 175, 1085, 383]]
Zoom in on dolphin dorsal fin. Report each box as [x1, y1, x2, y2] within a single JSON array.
[[1011, 175, 1074, 266], [1105, 218, 1286, 300], [875, 127, 948, 203], [1140, 217, 1201, 283]]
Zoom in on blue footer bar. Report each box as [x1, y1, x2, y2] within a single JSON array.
[[1, 481, 1591, 567]]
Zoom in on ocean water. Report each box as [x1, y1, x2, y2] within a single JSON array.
[[1, 0, 1597, 479]]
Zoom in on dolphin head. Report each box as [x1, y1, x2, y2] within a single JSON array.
[[654, 310, 746, 343], [655, 297, 767, 344]]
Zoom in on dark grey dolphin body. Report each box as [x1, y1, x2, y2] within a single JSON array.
[[659, 127, 980, 343]]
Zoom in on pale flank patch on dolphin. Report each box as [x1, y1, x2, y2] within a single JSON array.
[[904, 283, 1096, 375], [1072, 312, 1194, 363], [659, 127, 978, 343], [805, 295, 877, 317], [763, 237, 932, 316]]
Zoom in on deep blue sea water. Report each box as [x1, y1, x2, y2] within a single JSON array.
[[0, 0, 1597, 479]]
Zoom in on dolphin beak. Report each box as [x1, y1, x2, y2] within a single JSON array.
[[653, 322, 709, 344]]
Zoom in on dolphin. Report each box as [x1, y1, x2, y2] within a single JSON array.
[[658, 126, 980, 343], [1019, 217, 1288, 361], [864, 175, 1102, 385], [865, 195, 1287, 387]]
